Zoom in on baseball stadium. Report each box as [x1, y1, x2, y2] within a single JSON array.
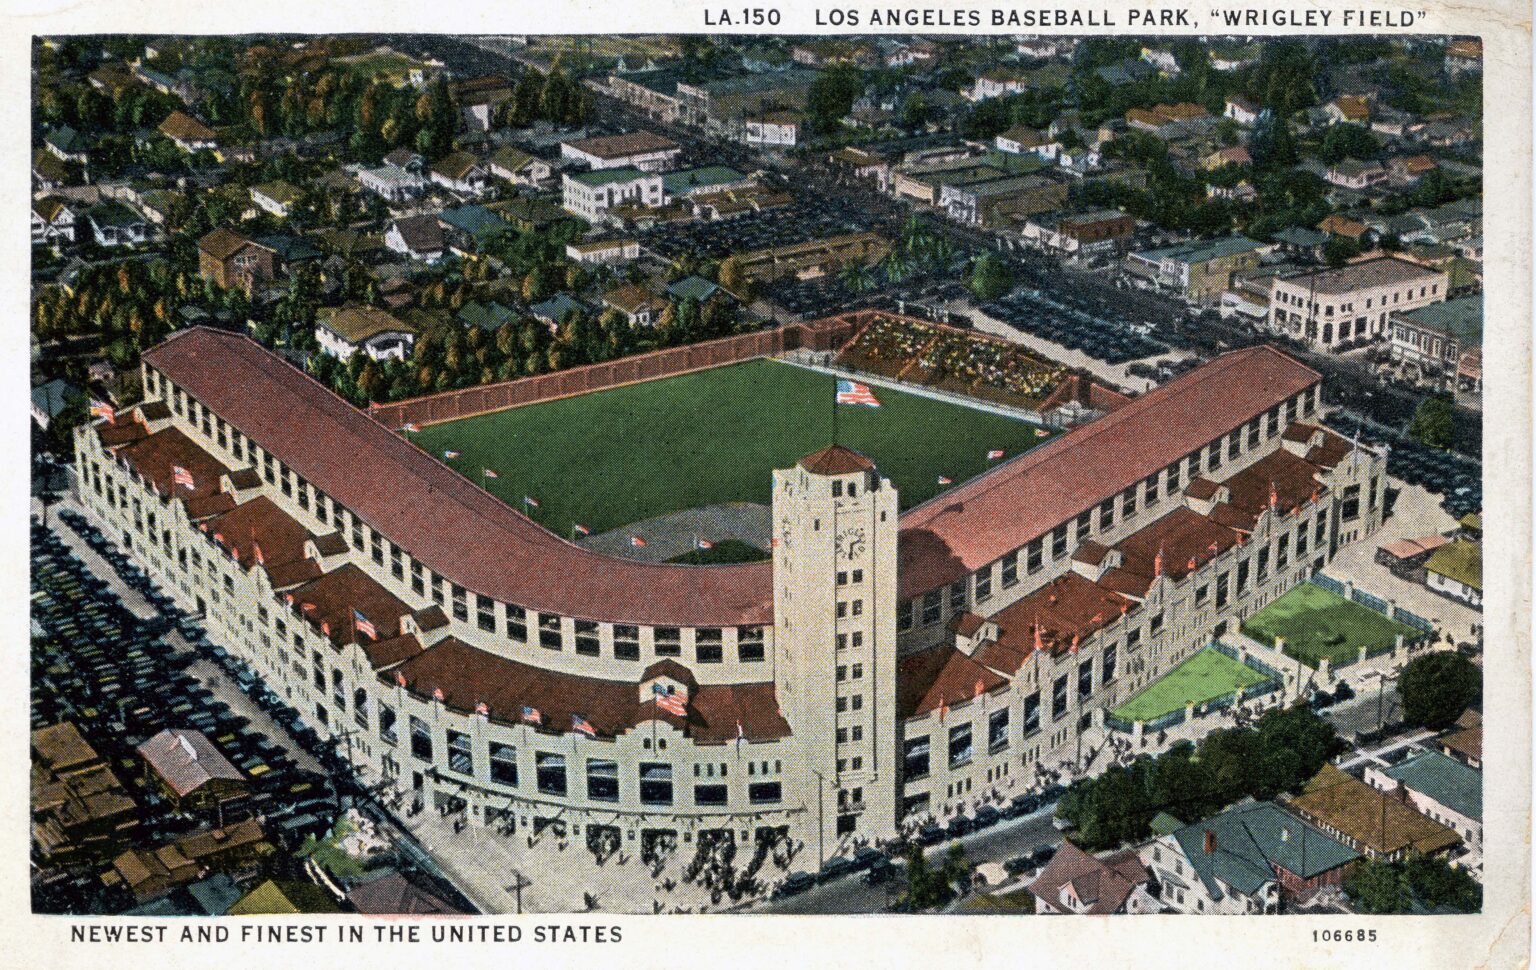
[[73, 307, 1390, 903]]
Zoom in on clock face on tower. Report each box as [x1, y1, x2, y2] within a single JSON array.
[[837, 527, 866, 561]]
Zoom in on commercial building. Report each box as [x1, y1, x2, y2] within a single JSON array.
[[1125, 236, 1270, 304], [1388, 294, 1482, 391], [1364, 750, 1482, 850], [561, 167, 666, 222], [1268, 256, 1448, 352], [1285, 765, 1462, 862], [561, 132, 680, 173], [75, 319, 1384, 867], [1020, 210, 1136, 256]]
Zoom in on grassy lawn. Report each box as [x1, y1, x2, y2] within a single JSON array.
[[411, 360, 1055, 539], [667, 539, 768, 565], [1112, 647, 1270, 724], [1241, 583, 1418, 667]]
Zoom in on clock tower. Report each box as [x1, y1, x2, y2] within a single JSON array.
[[772, 445, 900, 854]]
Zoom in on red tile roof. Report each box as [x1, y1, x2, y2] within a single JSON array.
[[897, 645, 1007, 719], [799, 444, 875, 475], [200, 495, 316, 574], [287, 563, 415, 647], [142, 328, 774, 627], [111, 426, 231, 505], [1104, 506, 1241, 596], [390, 637, 790, 743], [981, 572, 1134, 670], [896, 346, 1319, 599]]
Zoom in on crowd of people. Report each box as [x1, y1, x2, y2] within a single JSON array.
[[837, 315, 1068, 408]]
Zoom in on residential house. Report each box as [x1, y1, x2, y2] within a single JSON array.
[[437, 204, 510, 253], [1223, 96, 1266, 127], [1268, 256, 1448, 352], [1326, 160, 1390, 190], [487, 147, 552, 186], [32, 150, 71, 192], [1026, 841, 1157, 914], [1202, 146, 1253, 171], [429, 152, 492, 197], [602, 284, 666, 327], [1364, 751, 1482, 850], [250, 181, 302, 219], [315, 306, 418, 362], [1140, 47, 1180, 75], [198, 228, 277, 294], [32, 196, 76, 245], [85, 201, 150, 248], [228, 879, 342, 915], [347, 870, 466, 915], [158, 110, 218, 153], [561, 131, 681, 172], [1439, 710, 1482, 770], [31, 379, 81, 430], [32, 722, 137, 864], [529, 293, 587, 329], [1324, 96, 1372, 126], [1388, 155, 1438, 183], [561, 167, 666, 222], [110, 820, 273, 903], [358, 160, 427, 202], [1318, 213, 1371, 243], [995, 126, 1061, 159], [1285, 764, 1462, 862], [44, 126, 92, 164], [665, 274, 723, 306], [1424, 538, 1482, 607], [1125, 235, 1270, 304], [384, 214, 447, 263], [1142, 801, 1360, 914]]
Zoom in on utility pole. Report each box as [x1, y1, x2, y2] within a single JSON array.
[[505, 871, 530, 914], [809, 767, 826, 870]]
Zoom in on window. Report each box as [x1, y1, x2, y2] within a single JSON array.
[[536, 753, 567, 796], [538, 613, 562, 649], [948, 723, 972, 768], [639, 763, 673, 805], [1051, 525, 1068, 560], [586, 759, 620, 802], [749, 782, 782, 805], [948, 582, 965, 613], [1215, 573, 1230, 609], [1122, 486, 1138, 518], [409, 715, 433, 762], [738, 626, 765, 662], [1075, 511, 1093, 542], [1078, 658, 1094, 698], [897, 600, 914, 631], [655, 627, 682, 657], [505, 604, 527, 642], [921, 590, 942, 625], [903, 736, 930, 780], [615, 624, 640, 661], [447, 730, 473, 776], [694, 784, 728, 806], [1002, 555, 1019, 587], [379, 705, 398, 745], [1099, 497, 1115, 529], [1195, 584, 1209, 606], [1052, 675, 1069, 720], [490, 743, 517, 786], [575, 620, 600, 656], [1023, 692, 1041, 734], [988, 708, 1009, 753], [696, 629, 723, 664], [1027, 540, 1043, 574], [477, 597, 495, 633], [974, 570, 992, 602]]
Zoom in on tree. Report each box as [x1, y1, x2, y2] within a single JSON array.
[[806, 65, 863, 134], [1345, 859, 1413, 914], [967, 252, 1013, 302], [1398, 652, 1480, 730], [1317, 124, 1381, 165], [1323, 235, 1361, 268], [1408, 394, 1456, 450]]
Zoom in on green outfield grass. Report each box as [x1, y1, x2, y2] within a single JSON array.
[[411, 359, 1055, 539], [1241, 583, 1418, 667], [1111, 647, 1270, 724]]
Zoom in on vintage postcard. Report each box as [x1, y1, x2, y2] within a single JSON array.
[[5, 0, 1529, 967]]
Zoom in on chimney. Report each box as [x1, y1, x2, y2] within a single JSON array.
[[1203, 829, 1217, 854]]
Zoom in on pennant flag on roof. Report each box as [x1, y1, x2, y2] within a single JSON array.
[[521, 705, 542, 725], [443, 449, 460, 460], [694, 536, 713, 550], [571, 713, 596, 737], [630, 535, 647, 548], [475, 701, 489, 716], [987, 449, 1005, 460], [573, 523, 591, 536], [1034, 428, 1050, 437], [937, 475, 953, 485]]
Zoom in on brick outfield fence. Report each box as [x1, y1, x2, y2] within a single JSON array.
[[366, 311, 873, 430]]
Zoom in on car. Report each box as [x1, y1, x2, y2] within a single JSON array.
[[1003, 854, 1034, 876], [818, 856, 855, 883], [973, 805, 1002, 829], [946, 815, 973, 838], [1333, 681, 1356, 702], [1032, 844, 1058, 867], [863, 859, 895, 885], [917, 823, 945, 846], [1051, 814, 1075, 832], [851, 846, 885, 871], [773, 872, 816, 898], [1039, 784, 1067, 803]]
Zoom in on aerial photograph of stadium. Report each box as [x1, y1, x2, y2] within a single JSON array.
[[30, 32, 1486, 918]]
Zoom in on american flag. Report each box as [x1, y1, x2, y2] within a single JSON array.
[[482, 468, 499, 479], [835, 379, 881, 407], [937, 475, 953, 485], [573, 523, 591, 536], [475, 701, 490, 716], [694, 536, 713, 550], [90, 400, 115, 422], [402, 423, 421, 433], [523, 495, 540, 508], [432, 686, 445, 702], [172, 465, 195, 489], [654, 683, 687, 717], [1035, 428, 1050, 438], [353, 609, 378, 640], [521, 705, 542, 725], [443, 449, 460, 459], [986, 449, 1005, 460], [571, 713, 596, 737], [630, 535, 647, 548]]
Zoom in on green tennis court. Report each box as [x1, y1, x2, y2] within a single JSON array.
[[1112, 647, 1270, 723], [1241, 583, 1419, 667]]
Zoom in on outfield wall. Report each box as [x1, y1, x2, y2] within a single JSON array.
[[367, 313, 867, 429]]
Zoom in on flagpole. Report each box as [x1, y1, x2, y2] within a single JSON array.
[[831, 376, 839, 446]]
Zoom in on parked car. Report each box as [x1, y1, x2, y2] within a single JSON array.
[[1004, 794, 1039, 818], [864, 858, 896, 885], [851, 846, 885, 871], [917, 823, 945, 846], [1039, 784, 1067, 803], [773, 872, 816, 899], [818, 856, 855, 883], [1333, 681, 1356, 702], [973, 805, 1002, 829], [946, 815, 973, 838]]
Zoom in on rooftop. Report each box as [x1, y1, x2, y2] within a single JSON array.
[[564, 131, 678, 160], [1378, 750, 1481, 821], [1397, 294, 1482, 345], [1276, 256, 1445, 295]]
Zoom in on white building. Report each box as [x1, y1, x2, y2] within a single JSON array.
[[561, 167, 665, 222], [359, 163, 427, 203], [314, 306, 418, 362], [743, 113, 801, 148], [1268, 257, 1448, 352], [1364, 751, 1482, 850], [560, 132, 681, 173]]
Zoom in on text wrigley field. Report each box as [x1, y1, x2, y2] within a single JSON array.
[[703, 7, 1425, 27]]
